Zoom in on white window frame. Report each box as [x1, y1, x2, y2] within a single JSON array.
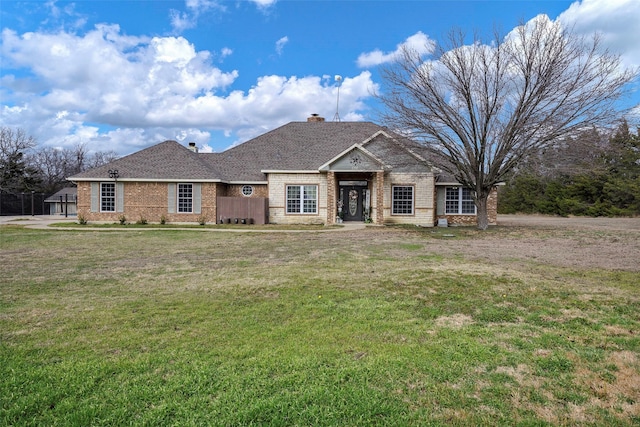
[[100, 182, 116, 212], [445, 187, 476, 215], [177, 183, 193, 213], [241, 185, 254, 197], [286, 185, 318, 214], [392, 185, 414, 215]]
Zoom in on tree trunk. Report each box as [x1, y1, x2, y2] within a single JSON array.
[[476, 194, 489, 230]]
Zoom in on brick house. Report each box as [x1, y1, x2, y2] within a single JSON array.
[[68, 116, 498, 226]]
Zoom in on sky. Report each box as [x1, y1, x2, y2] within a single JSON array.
[[1, 0, 639, 156]]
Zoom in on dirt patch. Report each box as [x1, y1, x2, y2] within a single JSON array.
[[434, 313, 474, 328], [497, 214, 640, 232], [352, 215, 640, 272]]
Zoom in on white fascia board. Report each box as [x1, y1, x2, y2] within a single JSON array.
[[364, 129, 432, 166], [435, 181, 463, 186], [358, 145, 390, 169], [360, 130, 394, 145], [261, 170, 321, 174], [228, 181, 268, 185], [318, 143, 360, 170], [329, 169, 386, 173], [67, 178, 222, 183]]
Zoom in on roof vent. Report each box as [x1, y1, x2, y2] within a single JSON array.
[[188, 142, 198, 153], [307, 114, 325, 122]]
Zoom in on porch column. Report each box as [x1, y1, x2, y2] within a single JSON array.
[[376, 171, 384, 224], [327, 171, 336, 225]]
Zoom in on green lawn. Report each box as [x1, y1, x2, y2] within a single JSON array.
[[1, 225, 638, 426]]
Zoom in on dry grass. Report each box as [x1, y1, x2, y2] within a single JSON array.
[[1, 218, 639, 426]]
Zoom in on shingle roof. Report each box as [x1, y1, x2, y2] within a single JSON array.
[[68, 140, 222, 181], [68, 122, 436, 183], [44, 187, 77, 202], [203, 121, 432, 182]]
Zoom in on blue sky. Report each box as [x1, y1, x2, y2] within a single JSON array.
[[2, 0, 639, 155]]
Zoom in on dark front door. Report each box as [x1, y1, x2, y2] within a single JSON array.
[[341, 186, 365, 221]]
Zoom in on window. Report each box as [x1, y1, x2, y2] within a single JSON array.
[[241, 185, 253, 196], [101, 182, 115, 212], [445, 187, 476, 215], [392, 185, 414, 215], [286, 185, 317, 214], [178, 183, 193, 213]]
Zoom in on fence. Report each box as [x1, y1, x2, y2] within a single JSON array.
[[217, 197, 269, 224], [0, 191, 47, 216]]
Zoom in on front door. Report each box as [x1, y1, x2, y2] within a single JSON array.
[[341, 186, 365, 221]]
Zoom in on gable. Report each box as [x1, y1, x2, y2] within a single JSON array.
[[320, 147, 386, 172], [364, 134, 432, 173], [204, 122, 391, 181]]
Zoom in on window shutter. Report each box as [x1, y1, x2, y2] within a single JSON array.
[[436, 187, 445, 215], [167, 183, 176, 214], [91, 182, 99, 212], [116, 182, 124, 213], [193, 183, 202, 214]]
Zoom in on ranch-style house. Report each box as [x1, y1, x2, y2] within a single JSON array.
[[68, 115, 498, 226]]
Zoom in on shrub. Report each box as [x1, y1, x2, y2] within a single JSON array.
[[136, 217, 148, 225], [118, 215, 127, 225], [160, 215, 167, 225], [77, 214, 87, 225]]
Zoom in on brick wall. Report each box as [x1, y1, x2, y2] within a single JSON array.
[[382, 172, 435, 226], [375, 171, 384, 224], [76, 181, 219, 224], [223, 184, 268, 198], [267, 173, 327, 224], [326, 172, 336, 224], [436, 186, 499, 226]]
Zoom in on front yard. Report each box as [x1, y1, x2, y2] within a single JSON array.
[[1, 219, 638, 425]]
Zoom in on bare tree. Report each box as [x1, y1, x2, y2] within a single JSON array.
[[30, 143, 119, 194], [378, 17, 638, 229], [85, 149, 119, 170], [0, 127, 39, 193]]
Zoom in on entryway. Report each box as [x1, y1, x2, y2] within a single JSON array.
[[339, 182, 369, 222]]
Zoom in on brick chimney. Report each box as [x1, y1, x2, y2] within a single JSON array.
[[307, 113, 325, 122]]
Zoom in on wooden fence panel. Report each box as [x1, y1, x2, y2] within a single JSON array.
[[216, 197, 269, 224]]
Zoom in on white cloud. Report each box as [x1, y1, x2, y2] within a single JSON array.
[[43, 0, 88, 31], [275, 36, 288, 56], [170, 0, 225, 33], [357, 31, 436, 68], [220, 47, 233, 60], [250, 0, 277, 9], [558, 0, 640, 68], [1, 25, 376, 155], [169, 10, 197, 33]]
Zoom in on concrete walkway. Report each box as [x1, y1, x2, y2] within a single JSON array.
[[0, 215, 367, 232]]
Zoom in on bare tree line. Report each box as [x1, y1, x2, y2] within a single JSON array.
[[0, 127, 118, 195]]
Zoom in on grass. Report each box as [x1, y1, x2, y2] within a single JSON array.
[[48, 221, 334, 230], [1, 224, 638, 426]]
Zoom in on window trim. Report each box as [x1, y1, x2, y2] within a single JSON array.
[[286, 184, 318, 215], [241, 185, 254, 197], [445, 186, 476, 215], [391, 185, 414, 216], [100, 182, 116, 212], [177, 183, 194, 213]]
